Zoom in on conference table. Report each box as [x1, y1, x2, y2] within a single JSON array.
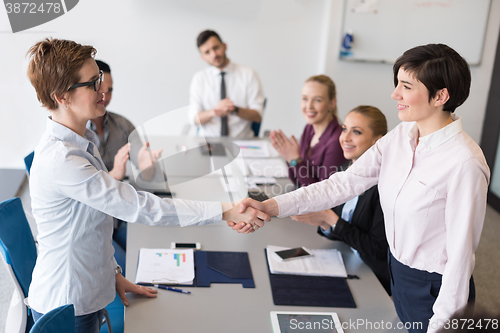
[[124, 136, 404, 333]]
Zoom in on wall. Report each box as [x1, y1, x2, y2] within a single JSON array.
[[323, 0, 500, 138], [0, 0, 499, 169]]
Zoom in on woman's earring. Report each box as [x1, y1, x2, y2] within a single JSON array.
[[65, 104, 69, 110]]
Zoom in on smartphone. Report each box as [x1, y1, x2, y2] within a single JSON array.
[[274, 247, 312, 261], [170, 242, 201, 250]]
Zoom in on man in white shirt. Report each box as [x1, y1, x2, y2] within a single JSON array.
[[189, 30, 265, 138]]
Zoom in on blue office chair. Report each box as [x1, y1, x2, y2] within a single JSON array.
[[24, 152, 35, 175], [100, 293, 123, 333], [251, 98, 267, 137], [0, 197, 37, 333], [29, 304, 76, 333]]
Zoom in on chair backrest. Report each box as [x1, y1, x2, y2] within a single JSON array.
[[251, 98, 267, 137], [0, 197, 37, 297], [29, 304, 76, 333], [24, 152, 35, 175], [251, 122, 261, 138]]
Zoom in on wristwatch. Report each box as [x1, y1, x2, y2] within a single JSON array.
[[114, 265, 122, 275], [289, 157, 303, 167], [233, 106, 239, 115]]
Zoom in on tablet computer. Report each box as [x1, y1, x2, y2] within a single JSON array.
[[270, 311, 344, 333]]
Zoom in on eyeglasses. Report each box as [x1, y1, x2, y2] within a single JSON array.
[[69, 70, 104, 92]]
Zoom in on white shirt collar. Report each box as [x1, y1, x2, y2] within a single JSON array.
[[208, 60, 234, 76], [407, 114, 463, 151], [47, 117, 99, 151]]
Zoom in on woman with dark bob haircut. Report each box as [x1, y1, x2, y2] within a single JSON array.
[[237, 44, 490, 333], [26, 38, 269, 332]]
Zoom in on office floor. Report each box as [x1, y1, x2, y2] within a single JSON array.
[[1, 192, 499, 332]]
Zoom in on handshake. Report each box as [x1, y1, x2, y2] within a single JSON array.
[[222, 198, 279, 234]]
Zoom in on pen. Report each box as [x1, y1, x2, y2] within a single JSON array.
[[154, 285, 191, 294]]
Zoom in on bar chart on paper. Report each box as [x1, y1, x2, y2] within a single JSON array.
[[173, 253, 186, 266], [135, 248, 195, 285]]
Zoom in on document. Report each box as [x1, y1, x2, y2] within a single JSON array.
[[246, 176, 277, 189], [246, 159, 288, 178], [267, 245, 347, 278], [135, 248, 195, 285]]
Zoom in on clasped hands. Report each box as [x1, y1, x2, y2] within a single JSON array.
[[223, 198, 279, 234], [212, 98, 235, 117], [224, 198, 339, 234]]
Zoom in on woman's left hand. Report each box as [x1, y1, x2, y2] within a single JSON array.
[[226, 221, 255, 234], [115, 272, 157, 306], [291, 210, 338, 231], [270, 130, 300, 163]]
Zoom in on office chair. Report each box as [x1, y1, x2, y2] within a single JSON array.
[[29, 304, 76, 333], [0, 196, 120, 333], [99, 293, 123, 333], [24, 152, 35, 175], [0, 197, 37, 333], [251, 98, 267, 137]]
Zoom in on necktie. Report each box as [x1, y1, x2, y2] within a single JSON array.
[[220, 72, 228, 136]]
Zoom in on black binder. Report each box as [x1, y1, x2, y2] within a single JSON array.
[[265, 249, 356, 308], [194, 251, 255, 288]]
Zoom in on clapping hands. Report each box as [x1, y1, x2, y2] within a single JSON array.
[[138, 142, 163, 181], [270, 130, 300, 163], [109, 143, 131, 180]]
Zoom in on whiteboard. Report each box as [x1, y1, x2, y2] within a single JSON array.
[[340, 0, 491, 65]]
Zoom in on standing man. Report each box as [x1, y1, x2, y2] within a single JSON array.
[[189, 30, 265, 138]]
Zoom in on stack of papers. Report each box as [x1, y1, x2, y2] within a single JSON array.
[[266, 245, 347, 278], [135, 248, 195, 285]]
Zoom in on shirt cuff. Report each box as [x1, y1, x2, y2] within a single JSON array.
[[171, 199, 223, 227], [319, 226, 333, 237], [273, 193, 296, 218]]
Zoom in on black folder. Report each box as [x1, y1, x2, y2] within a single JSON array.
[[194, 251, 255, 288], [265, 249, 356, 308]]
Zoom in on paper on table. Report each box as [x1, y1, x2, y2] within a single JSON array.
[[246, 176, 277, 185], [246, 159, 288, 178], [233, 140, 270, 158], [245, 176, 277, 189], [135, 248, 195, 285], [266, 245, 347, 278]]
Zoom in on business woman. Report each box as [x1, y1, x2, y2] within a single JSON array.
[[270, 75, 347, 187], [26, 38, 268, 333], [290, 106, 391, 295], [238, 44, 489, 333]]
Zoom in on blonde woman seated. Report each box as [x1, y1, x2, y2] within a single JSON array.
[[271, 75, 347, 187], [291, 106, 390, 295]]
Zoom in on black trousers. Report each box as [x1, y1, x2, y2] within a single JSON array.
[[388, 252, 475, 333]]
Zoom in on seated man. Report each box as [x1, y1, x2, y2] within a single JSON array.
[[88, 60, 162, 269], [88, 60, 161, 181], [189, 30, 265, 138]]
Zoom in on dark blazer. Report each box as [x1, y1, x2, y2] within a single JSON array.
[[318, 184, 391, 295]]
